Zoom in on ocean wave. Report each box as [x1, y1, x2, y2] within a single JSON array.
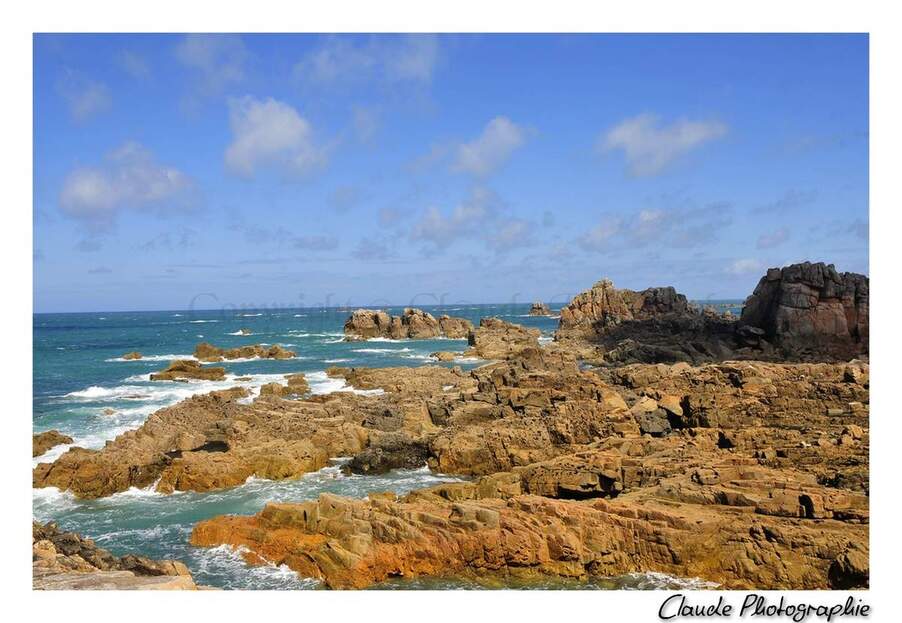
[[306, 371, 385, 396], [226, 330, 252, 336], [352, 347, 414, 354], [192, 544, 316, 590], [105, 353, 196, 363], [324, 358, 352, 363], [189, 319, 219, 324], [239, 313, 263, 317]]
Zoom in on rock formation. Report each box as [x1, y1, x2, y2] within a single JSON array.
[[194, 342, 295, 362], [184, 352, 868, 589], [343, 308, 473, 340], [33, 430, 73, 457], [558, 280, 689, 339], [122, 351, 142, 360], [740, 262, 869, 358], [33, 521, 201, 590], [149, 360, 226, 381], [464, 317, 541, 360], [529, 302, 552, 316]]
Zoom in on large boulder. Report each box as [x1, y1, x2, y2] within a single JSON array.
[[465, 317, 541, 360], [343, 308, 473, 340], [740, 262, 868, 356]]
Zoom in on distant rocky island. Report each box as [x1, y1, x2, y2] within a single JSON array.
[[33, 261, 869, 590]]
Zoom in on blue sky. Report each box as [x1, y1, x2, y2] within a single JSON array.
[[33, 34, 869, 312]]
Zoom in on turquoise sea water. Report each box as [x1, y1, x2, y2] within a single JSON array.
[[32, 302, 737, 589]]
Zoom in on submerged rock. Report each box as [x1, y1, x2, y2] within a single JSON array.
[[121, 351, 142, 360]]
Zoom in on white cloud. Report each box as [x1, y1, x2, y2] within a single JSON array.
[[118, 50, 151, 79], [577, 218, 622, 253], [175, 34, 247, 97], [757, 227, 791, 249], [225, 96, 328, 178], [600, 114, 727, 176], [352, 236, 396, 261], [57, 72, 111, 122], [294, 35, 438, 86], [726, 258, 763, 275], [59, 142, 194, 227], [454, 117, 527, 177], [410, 187, 499, 249], [487, 219, 535, 253]]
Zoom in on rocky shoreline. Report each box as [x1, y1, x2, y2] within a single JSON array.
[[33, 261, 869, 590], [33, 521, 204, 590]]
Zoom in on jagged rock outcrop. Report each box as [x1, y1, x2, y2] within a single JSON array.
[[557, 280, 689, 338], [194, 342, 295, 362], [33, 521, 200, 590], [33, 430, 73, 457], [149, 360, 226, 381], [464, 317, 541, 360], [529, 302, 552, 316], [343, 308, 473, 340], [740, 262, 869, 358]]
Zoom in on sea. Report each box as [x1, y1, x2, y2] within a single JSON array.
[[32, 302, 740, 590]]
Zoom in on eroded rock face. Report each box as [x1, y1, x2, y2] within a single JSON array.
[[557, 280, 689, 339], [149, 360, 226, 381], [194, 342, 295, 362], [187, 353, 868, 589], [465, 317, 541, 360], [191, 465, 867, 590], [343, 308, 473, 340], [740, 262, 869, 357], [529, 302, 552, 316], [33, 430, 73, 457], [33, 521, 200, 590]]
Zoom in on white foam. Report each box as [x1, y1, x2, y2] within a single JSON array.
[[226, 330, 253, 336], [105, 353, 196, 363], [306, 371, 385, 396], [189, 319, 219, 323], [32, 443, 74, 467], [324, 358, 351, 363], [293, 314, 307, 317], [452, 356, 481, 363], [538, 336, 553, 345], [352, 347, 414, 354], [239, 313, 263, 317]]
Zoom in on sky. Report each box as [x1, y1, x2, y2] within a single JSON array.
[[33, 34, 869, 313]]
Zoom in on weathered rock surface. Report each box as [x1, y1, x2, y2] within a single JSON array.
[[32, 367, 472, 498], [740, 262, 868, 358], [188, 353, 868, 589], [194, 342, 295, 362], [149, 359, 226, 381], [122, 351, 142, 360], [33, 521, 200, 590], [33, 430, 73, 457], [529, 302, 552, 316], [558, 280, 689, 338], [465, 317, 541, 360], [343, 308, 473, 340]]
